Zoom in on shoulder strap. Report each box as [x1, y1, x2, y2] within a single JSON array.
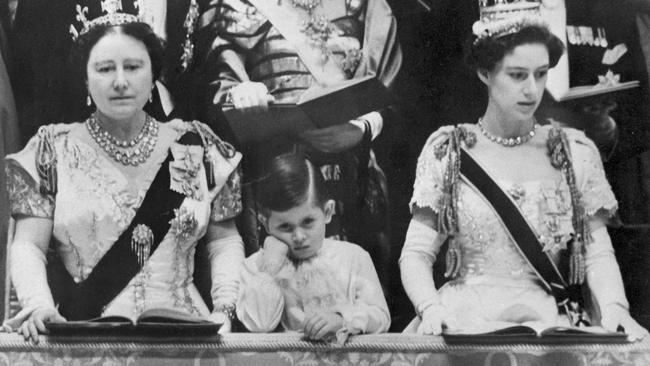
[[458, 148, 571, 304], [246, 0, 347, 85]]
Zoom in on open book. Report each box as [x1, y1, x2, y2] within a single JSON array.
[[222, 75, 392, 144], [443, 321, 628, 344], [45, 308, 221, 337], [550, 80, 639, 105]]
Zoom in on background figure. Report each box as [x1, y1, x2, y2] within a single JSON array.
[[562, 0, 650, 331], [0, 0, 18, 154], [0, 0, 20, 321], [3, 19, 244, 341], [10, 0, 203, 145], [195, 0, 401, 293]]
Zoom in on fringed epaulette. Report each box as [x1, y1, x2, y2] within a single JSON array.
[[547, 124, 589, 285], [432, 126, 476, 278], [189, 121, 236, 158], [190, 121, 237, 190], [35, 126, 58, 196]]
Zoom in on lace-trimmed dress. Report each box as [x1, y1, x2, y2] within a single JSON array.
[[5, 119, 243, 320], [237, 239, 390, 336], [407, 124, 618, 331]]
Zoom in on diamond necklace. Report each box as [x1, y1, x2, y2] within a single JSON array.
[[86, 114, 159, 166], [478, 118, 540, 147]]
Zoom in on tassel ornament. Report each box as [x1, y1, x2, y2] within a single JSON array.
[[569, 235, 585, 285], [444, 239, 462, 278], [548, 124, 590, 285], [36, 127, 58, 196], [432, 126, 476, 278]]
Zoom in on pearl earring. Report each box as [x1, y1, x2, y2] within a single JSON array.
[[86, 95, 92, 107]]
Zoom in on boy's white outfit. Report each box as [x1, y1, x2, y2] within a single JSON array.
[[237, 239, 390, 338]]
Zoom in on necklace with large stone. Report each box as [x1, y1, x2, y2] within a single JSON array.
[[478, 118, 540, 147], [86, 114, 159, 166]]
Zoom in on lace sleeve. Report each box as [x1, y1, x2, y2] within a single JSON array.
[[210, 166, 243, 222], [5, 162, 54, 219], [572, 134, 618, 218], [409, 133, 447, 213]]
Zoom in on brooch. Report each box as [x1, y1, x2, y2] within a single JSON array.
[[169, 206, 198, 242], [170, 144, 203, 200], [131, 224, 154, 267]]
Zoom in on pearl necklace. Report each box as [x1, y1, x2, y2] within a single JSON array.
[[86, 114, 159, 166], [478, 118, 540, 147]]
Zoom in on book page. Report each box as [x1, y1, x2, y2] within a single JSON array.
[[443, 320, 527, 335], [137, 307, 211, 324], [558, 80, 639, 101]]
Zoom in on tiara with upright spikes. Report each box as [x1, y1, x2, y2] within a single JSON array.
[[69, 0, 142, 40], [472, 0, 546, 42]]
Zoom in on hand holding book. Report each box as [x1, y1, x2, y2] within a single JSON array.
[[226, 82, 275, 114], [222, 76, 391, 144]]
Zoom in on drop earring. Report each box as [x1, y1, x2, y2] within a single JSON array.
[[86, 95, 92, 107], [149, 93, 153, 103]]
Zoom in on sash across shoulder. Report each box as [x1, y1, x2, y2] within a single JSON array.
[[47, 132, 204, 321]]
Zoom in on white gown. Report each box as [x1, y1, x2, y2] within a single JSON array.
[[6, 119, 243, 320]]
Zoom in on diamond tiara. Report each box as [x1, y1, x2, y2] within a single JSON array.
[[472, 0, 546, 41], [69, 1, 142, 40]]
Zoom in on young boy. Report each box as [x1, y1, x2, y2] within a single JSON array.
[[236, 153, 390, 342]]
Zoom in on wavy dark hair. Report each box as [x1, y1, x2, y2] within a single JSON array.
[[71, 21, 165, 82], [465, 24, 565, 73], [256, 153, 329, 215]]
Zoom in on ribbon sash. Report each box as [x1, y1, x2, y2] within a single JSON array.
[[458, 148, 572, 306], [47, 132, 203, 320]]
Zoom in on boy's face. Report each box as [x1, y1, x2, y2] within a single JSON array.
[[264, 197, 334, 260]]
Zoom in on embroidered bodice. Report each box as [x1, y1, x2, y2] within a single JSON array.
[[6, 119, 242, 318], [410, 124, 617, 285]]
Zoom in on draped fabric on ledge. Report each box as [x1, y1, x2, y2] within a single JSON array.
[[0, 333, 648, 366]]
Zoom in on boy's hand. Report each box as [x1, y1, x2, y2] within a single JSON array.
[[303, 310, 344, 341], [259, 236, 289, 275], [263, 236, 289, 257]]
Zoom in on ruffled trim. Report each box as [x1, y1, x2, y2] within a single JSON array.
[[211, 166, 243, 222], [409, 130, 451, 214], [563, 127, 619, 219]]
